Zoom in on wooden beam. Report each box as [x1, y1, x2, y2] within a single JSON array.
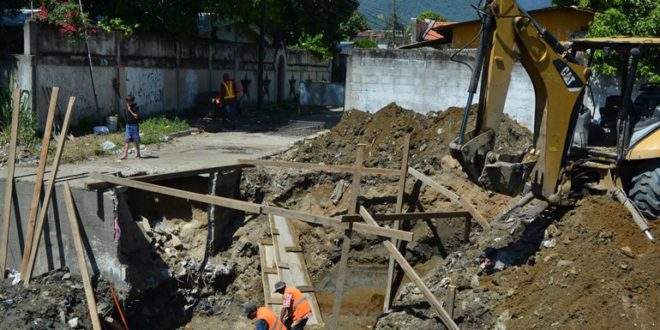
[[239, 159, 400, 176], [88, 173, 261, 214], [284, 246, 303, 253], [341, 211, 471, 222], [463, 218, 472, 243], [84, 164, 252, 190], [296, 285, 315, 293], [383, 241, 459, 330], [360, 206, 459, 329], [63, 183, 102, 330], [20, 86, 59, 278], [0, 88, 21, 278], [329, 223, 353, 330], [24, 96, 76, 285], [408, 167, 490, 230], [446, 284, 456, 319], [386, 133, 410, 312], [262, 206, 413, 242]]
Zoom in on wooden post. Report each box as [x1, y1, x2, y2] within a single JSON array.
[[446, 284, 456, 319], [384, 133, 410, 312], [0, 88, 21, 278], [463, 217, 472, 243], [20, 86, 59, 279], [330, 144, 364, 330], [24, 96, 76, 286], [63, 183, 102, 330]]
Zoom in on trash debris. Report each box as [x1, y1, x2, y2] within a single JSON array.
[[101, 141, 116, 150]]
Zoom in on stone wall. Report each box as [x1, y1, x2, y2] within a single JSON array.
[[4, 21, 330, 131]]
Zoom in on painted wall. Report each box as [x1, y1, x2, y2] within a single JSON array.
[[347, 48, 631, 131], [2, 21, 331, 131], [450, 8, 593, 48]]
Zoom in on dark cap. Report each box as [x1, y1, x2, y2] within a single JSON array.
[[126, 94, 135, 101], [273, 281, 286, 293], [242, 302, 259, 318]]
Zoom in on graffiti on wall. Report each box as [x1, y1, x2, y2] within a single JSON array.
[[126, 68, 164, 115]]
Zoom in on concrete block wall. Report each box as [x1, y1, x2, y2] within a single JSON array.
[[345, 48, 621, 131], [3, 21, 331, 131]]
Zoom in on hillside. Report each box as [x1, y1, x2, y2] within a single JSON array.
[[359, 0, 552, 29]]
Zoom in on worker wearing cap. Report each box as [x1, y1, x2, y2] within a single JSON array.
[[274, 281, 312, 330], [243, 302, 285, 330]]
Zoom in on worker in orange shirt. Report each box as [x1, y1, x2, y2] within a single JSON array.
[[274, 281, 312, 330], [243, 302, 286, 330]]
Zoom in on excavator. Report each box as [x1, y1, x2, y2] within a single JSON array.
[[449, 0, 659, 239]]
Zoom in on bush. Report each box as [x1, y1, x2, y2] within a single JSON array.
[[0, 88, 37, 147], [354, 39, 378, 49], [139, 116, 190, 145]]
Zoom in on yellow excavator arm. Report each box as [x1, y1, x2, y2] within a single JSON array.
[[450, 0, 589, 204]]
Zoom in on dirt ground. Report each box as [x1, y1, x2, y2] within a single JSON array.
[[1, 103, 657, 329]]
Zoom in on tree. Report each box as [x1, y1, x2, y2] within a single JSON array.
[[417, 9, 446, 22], [339, 12, 370, 40], [553, 0, 660, 81]]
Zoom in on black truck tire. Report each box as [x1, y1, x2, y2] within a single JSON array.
[[629, 162, 660, 219]]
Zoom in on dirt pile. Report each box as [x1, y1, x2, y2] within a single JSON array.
[[280, 103, 531, 170], [375, 195, 660, 329], [0, 268, 115, 330]]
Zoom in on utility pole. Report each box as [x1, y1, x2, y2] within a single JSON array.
[[391, 0, 397, 48], [257, 1, 266, 111]]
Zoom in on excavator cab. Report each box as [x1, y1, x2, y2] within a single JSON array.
[[448, 0, 659, 236]]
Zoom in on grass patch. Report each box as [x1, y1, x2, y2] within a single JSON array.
[[139, 116, 190, 144], [60, 116, 191, 163], [0, 88, 39, 148]]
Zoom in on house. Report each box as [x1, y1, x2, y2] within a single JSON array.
[[438, 6, 594, 49], [398, 19, 455, 49]]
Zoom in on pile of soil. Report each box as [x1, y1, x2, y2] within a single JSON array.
[[375, 195, 660, 329], [0, 268, 116, 330], [280, 103, 531, 170]]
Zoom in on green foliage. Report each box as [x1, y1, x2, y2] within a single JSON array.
[[555, 0, 660, 81], [0, 88, 38, 147], [96, 17, 138, 36], [417, 10, 446, 22], [354, 39, 378, 48], [139, 116, 190, 145], [339, 12, 370, 40], [294, 33, 333, 60]]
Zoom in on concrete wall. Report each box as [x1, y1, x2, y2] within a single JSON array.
[[345, 48, 623, 130], [2, 21, 331, 131]]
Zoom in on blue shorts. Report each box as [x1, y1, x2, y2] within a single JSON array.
[[125, 124, 140, 143]]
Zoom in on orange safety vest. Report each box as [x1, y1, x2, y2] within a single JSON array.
[[284, 287, 312, 321], [223, 81, 236, 99], [256, 306, 285, 330]]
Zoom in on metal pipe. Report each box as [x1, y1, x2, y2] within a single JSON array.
[[457, 4, 494, 144], [613, 188, 653, 241]]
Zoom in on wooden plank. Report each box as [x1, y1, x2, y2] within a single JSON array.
[[267, 212, 283, 279], [386, 133, 410, 312], [24, 96, 76, 286], [0, 88, 21, 278], [383, 241, 459, 330], [284, 246, 303, 253], [464, 218, 472, 243], [262, 206, 413, 242], [329, 223, 353, 330], [239, 159, 400, 176], [260, 238, 274, 245], [408, 167, 490, 230], [296, 285, 315, 293], [62, 183, 102, 330], [84, 164, 253, 190], [446, 284, 456, 319], [264, 267, 278, 275], [347, 144, 364, 214], [20, 86, 59, 278], [330, 145, 363, 330], [341, 211, 471, 222], [258, 243, 272, 308], [89, 173, 261, 214]]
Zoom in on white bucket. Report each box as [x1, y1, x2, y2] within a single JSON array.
[[106, 115, 118, 132]]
